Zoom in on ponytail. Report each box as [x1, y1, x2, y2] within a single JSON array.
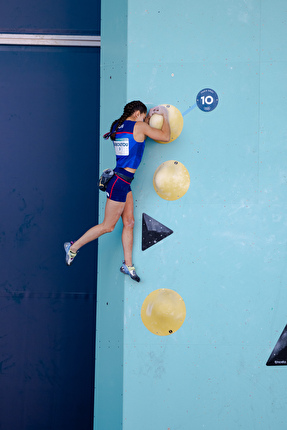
[[104, 100, 147, 141]]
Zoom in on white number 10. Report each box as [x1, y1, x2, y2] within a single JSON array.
[[201, 96, 214, 105]]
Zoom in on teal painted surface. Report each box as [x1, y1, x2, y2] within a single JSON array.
[[124, 0, 287, 429], [94, 0, 128, 429], [96, 0, 287, 429]]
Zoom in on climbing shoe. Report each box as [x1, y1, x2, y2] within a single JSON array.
[[120, 261, 140, 282], [64, 242, 78, 266]]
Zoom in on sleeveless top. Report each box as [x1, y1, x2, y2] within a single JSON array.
[[112, 120, 146, 170]]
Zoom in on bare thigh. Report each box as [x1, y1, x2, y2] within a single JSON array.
[[121, 191, 134, 225], [103, 197, 126, 230]]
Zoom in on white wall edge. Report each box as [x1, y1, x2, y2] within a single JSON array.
[[0, 34, 101, 47]]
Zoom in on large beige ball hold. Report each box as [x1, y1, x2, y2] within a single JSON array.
[[153, 160, 190, 201], [141, 288, 186, 336], [149, 113, 163, 129], [149, 104, 183, 144]]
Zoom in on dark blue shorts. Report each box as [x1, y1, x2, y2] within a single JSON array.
[[106, 168, 134, 202]]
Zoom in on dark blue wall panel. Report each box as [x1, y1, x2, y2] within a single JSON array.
[[0, 1, 100, 35], [0, 46, 100, 430]]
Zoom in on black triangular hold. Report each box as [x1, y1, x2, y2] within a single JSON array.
[[266, 324, 287, 366], [142, 213, 173, 251]]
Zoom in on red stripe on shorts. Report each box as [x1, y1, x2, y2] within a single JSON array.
[[115, 174, 131, 185], [109, 176, 119, 199]]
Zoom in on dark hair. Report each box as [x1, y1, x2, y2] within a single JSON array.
[[109, 100, 147, 140]]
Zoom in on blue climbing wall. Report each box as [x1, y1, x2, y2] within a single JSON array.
[[0, 45, 100, 430], [97, 0, 287, 429], [0, 2, 101, 428]]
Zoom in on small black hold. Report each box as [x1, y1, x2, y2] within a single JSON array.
[[266, 323, 287, 366], [106, 302, 109, 305], [169, 330, 173, 334], [142, 213, 173, 251]]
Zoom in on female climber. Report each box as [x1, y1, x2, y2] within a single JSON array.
[[64, 100, 170, 282]]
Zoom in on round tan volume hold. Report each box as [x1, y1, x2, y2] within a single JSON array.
[[141, 288, 186, 336], [153, 160, 190, 200], [149, 104, 183, 143]]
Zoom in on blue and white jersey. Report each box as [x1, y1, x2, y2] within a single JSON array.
[[112, 120, 145, 170]]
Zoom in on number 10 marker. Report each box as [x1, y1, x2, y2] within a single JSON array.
[[196, 88, 219, 112]]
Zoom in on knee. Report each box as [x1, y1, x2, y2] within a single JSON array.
[[107, 225, 116, 233], [123, 216, 135, 229], [101, 223, 115, 234]]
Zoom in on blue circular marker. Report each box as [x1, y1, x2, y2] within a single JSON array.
[[196, 88, 219, 112]]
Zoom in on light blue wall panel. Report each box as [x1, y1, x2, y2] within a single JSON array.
[[259, 62, 287, 202], [130, 60, 260, 205], [119, 0, 287, 429], [261, 2, 287, 61], [97, 0, 287, 429], [127, 0, 260, 63], [94, 0, 128, 429]]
